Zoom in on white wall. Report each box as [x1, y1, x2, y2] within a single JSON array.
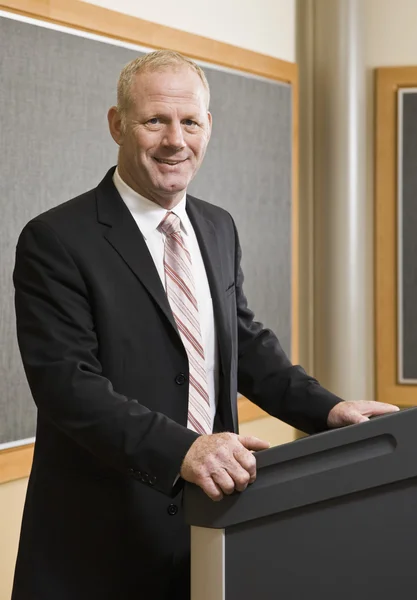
[[80, 0, 296, 61], [0, 2, 296, 599], [365, 0, 417, 66]]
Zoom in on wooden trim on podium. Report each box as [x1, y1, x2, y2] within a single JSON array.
[[0, 0, 298, 479], [0, 443, 34, 484], [375, 66, 417, 407]]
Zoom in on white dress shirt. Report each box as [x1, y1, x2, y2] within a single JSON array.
[[113, 168, 219, 431]]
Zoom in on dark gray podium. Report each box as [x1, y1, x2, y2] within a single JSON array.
[[184, 407, 417, 599]]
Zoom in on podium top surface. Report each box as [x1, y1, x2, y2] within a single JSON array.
[[183, 407, 417, 529]]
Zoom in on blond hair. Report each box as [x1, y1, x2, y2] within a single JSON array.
[[117, 50, 210, 124]]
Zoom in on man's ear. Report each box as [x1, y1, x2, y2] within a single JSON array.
[[207, 111, 213, 142], [107, 106, 124, 146]]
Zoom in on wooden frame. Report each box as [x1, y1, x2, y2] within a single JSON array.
[[0, 443, 34, 484], [375, 66, 417, 407], [0, 0, 298, 482]]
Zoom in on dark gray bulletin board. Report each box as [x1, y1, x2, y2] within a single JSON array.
[[398, 89, 417, 382], [0, 12, 293, 448]]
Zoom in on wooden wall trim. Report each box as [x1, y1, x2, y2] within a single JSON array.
[[0, 0, 297, 83], [0, 0, 298, 481], [0, 443, 34, 484], [238, 398, 269, 423], [291, 74, 300, 365], [375, 66, 417, 407]]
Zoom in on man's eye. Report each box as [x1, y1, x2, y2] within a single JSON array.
[[147, 118, 160, 125], [184, 119, 197, 127]]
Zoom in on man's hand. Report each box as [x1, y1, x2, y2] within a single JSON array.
[[180, 433, 270, 501], [327, 400, 399, 428]]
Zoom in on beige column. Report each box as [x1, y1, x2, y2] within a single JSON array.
[[299, 0, 372, 400]]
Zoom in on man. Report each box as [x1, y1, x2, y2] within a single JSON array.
[[12, 50, 398, 600]]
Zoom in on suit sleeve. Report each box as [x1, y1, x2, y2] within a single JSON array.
[[232, 219, 343, 434], [14, 220, 198, 496]]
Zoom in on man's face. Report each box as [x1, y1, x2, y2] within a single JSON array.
[[109, 66, 212, 208]]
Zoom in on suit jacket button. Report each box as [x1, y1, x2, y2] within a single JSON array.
[[149, 476, 157, 486], [141, 473, 149, 483], [175, 373, 187, 385], [167, 504, 178, 516]]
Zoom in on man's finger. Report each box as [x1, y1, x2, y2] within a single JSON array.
[[360, 401, 399, 417], [237, 435, 270, 451], [212, 469, 236, 496], [201, 477, 224, 502], [234, 448, 257, 483], [350, 412, 369, 424], [328, 400, 400, 428], [226, 463, 251, 493]]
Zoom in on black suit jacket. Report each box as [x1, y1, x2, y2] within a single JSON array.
[[12, 168, 341, 600]]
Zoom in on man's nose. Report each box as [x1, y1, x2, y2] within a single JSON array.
[[162, 122, 185, 149]]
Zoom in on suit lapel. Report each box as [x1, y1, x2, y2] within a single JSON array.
[[95, 169, 232, 390], [95, 168, 179, 336], [186, 198, 231, 380]]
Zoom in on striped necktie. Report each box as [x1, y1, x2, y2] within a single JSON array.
[[158, 212, 212, 435]]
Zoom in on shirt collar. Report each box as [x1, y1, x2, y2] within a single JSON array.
[[113, 168, 189, 239]]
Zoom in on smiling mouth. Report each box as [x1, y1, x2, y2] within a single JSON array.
[[154, 158, 186, 165]]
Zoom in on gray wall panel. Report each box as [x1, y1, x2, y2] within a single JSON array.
[[0, 15, 293, 445], [401, 92, 417, 380]]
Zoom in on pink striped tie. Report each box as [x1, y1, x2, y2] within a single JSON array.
[[158, 212, 212, 435]]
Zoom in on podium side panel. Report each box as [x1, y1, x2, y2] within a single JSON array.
[[191, 526, 225, 600]]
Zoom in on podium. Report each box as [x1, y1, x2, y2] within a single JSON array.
[[184, 408, 417, 599]]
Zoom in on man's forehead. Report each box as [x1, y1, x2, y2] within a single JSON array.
[[143, 90, 203, 105], [130, 69, 207, 109], [135, 65, 199, 85], [134, 67, 203, 93]]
